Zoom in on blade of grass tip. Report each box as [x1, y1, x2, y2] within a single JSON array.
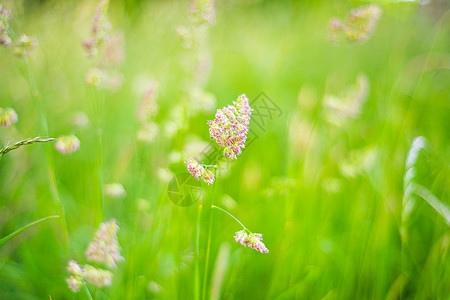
[[0, 215, 60, 246], [413, 183, 450, 226]]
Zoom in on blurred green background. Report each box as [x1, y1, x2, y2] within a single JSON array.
[[0, 0, 449, 299]]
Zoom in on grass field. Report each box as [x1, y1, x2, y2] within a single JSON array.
[[0, 0, 449, 299]]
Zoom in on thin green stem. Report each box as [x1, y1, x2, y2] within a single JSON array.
[[22, 56, 69, 251], [0, 215, 59, 246], [83, 284, 93, 300], [194, 202, 202, 300], [211, 205, 249, 232], [202, 164, 217, 168], [90, 88, 104, 224], [201, 168, 217, 300]]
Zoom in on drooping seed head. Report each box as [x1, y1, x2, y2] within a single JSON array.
[[234, 230, 269, 253]]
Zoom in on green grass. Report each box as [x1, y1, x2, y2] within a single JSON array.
[[0, 0, 449, 299]]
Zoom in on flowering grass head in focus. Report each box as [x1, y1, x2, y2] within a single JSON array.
[[234, 229, 269, 254], [185, 157, 215, 184], [207, 94, 252, 159]]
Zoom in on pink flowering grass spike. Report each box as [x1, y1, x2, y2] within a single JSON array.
[[234, 229, 269, 253], [66, 260, 83, 293], [85, 219, 123, 268], [186, 157, 206, 180], [185, 157, 215, 184], [207, 94, 252, 159]]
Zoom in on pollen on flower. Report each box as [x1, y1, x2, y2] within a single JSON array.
[[0, 107, 18, 127], [207, 94, 252, 160], [85, 219, 123, 268], [55, 135, 80, 154], [234, 229, 269, 254]]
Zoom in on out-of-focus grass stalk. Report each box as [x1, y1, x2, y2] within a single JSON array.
[[0, 215, 59, 246], [22, 56, 69, 251], [90, 88, 104, 224], [210, 242, 231, 300], [201, 167, 217, 300]]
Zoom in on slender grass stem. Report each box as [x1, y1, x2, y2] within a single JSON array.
[[83, 284, 93, 300], [211, 205, 248, 232], [0, 215, 59, 246], [201, 168, 217, 300], [22, 56, 69, 251], [194, 201, 202, 300], [90, 88, 104, 224]]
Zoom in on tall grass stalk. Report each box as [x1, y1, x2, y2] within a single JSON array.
[[194, 201, 202, 300], [201, 167, 217, 300], [22, 55, 69, 251], [90, 88, 104, 224]]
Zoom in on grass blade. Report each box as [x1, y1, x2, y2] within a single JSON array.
[[0, 215, 59, 246], [413, 183, 450, 226]]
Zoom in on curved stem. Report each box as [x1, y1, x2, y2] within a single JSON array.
[[0, 215, 59, 246], [211, 205, 249, 232]]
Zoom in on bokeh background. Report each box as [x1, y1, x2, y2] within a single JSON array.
[[0, 0, 449, 299]]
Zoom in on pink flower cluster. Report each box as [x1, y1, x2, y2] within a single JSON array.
[[55, 135, 80, 154], [234, 229, 269, 254], [85, 219, 123, 268], [0, 107, 18, 127], [185, 158, 215, 184], [0, 5, 12, 47], [66, 219, 122, 293], [329, 5, 382, 44], [207, 94, 252, 159]]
